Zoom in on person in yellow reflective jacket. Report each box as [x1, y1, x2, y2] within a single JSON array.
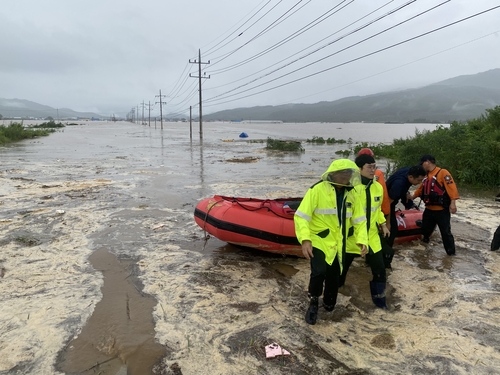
[[294, 159, 368, 325], [340, 154, 390, 309]]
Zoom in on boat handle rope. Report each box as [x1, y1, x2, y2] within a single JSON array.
[[201, 198, 225, 251], [231, 198, 298, 219]]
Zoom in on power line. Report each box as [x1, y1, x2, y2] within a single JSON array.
[[283, 30, 500, 105], [202, 0, 273, 57], [164, 62, 191, 99], [205, 0, 395, 87], [203, 5, 500, 108], [204, 0, 287, 63], [207, 0, 353, 75], [207, 0, 313, 70], [206, 0, 426, 103]]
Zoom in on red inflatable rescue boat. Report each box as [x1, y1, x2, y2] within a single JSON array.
[[194, 195, 422, 257]]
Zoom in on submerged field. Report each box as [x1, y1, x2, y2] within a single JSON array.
[[1, 121, 499, 374]]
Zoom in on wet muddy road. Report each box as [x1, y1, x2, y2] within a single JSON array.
[[1, 121, 500, 374]]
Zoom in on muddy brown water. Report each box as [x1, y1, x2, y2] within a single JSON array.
[[1, 121, 500, 375], [56, 248, 167, 374]]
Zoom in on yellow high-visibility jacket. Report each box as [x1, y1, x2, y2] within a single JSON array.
[[294, 159, 368, 269], [346, 179, 386, 254]]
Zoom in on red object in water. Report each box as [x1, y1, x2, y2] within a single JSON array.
[[194, 195, 303, 256], [392, 209, 423, 243], [194, 195, 422, 257]]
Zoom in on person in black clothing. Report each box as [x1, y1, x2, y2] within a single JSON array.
[[491, 225, 500, 251], [386, 165, 426, 248]]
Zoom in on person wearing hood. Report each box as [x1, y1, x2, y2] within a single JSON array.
[[294, 159, 368, 325], [339, 154, 391, 309]]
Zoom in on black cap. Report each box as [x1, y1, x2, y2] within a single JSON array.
[[420, 154, 435, 165], [355, 154, 375, 168]]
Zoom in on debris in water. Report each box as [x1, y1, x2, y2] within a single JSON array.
[[265, 342, 290, 358]]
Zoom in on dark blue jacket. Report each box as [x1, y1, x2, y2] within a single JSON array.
[[386, 167, 413, 209]]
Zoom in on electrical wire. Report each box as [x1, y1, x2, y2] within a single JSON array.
[[203, 0, 285, 64], [203, 5, 500, 108], [207, 0, 354, 75], [206, 0, 427, 103], [205, 0, 395, 90], [283, 29, 500, 104], [164, 62, 191, 99], [207, 0, 311, 69], [201, 0, 273, 58]]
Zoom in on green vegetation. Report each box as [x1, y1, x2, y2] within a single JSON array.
[[32, 120, 65, 129], [374, 106, 500, 187], [0, 122, 59, 145], [266, 137, 304, 152], [306, 107, 500, 188], [306, 136, 347, 144], [307, 136, 326, 144], [335, 149, 351, 157]]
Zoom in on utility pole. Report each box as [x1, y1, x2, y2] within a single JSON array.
[[130, 108, 135, 123], [155, 90, 167, 129], [189, 106, 192, 140], [145, 101, 153, 127], [189, 49, 210, 139], [141, 101, 145, 125]]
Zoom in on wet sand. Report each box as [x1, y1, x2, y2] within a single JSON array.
[[1, 121, 500, 374]]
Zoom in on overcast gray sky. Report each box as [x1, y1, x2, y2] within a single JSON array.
[[1, 0, 499, 117]]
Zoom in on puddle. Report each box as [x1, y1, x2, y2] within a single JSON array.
[[265, 263, 300, 277], [56, 248, 168, 375]]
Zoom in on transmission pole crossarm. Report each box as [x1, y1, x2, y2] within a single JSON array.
[[189, 49, 210, 139]]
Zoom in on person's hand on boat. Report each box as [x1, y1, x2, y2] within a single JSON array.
[[381, 223, 390, 237], [359, 244, 368, 257], [301, 240, 314, 260]]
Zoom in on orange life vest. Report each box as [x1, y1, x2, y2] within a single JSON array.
[[421, 169, 450, 206]]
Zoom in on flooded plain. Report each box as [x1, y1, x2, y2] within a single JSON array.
[[1, 121, 499, 374]]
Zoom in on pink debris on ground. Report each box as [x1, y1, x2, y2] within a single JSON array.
[[265, 343, 290, 359]]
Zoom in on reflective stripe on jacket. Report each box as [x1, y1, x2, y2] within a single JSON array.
[[346, 180, 386, 254]]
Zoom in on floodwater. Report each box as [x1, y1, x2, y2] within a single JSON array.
[[1, 120, 500, 375]]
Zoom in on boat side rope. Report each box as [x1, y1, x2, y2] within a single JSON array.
[[201, 198, 226, 251], [229, 197, 300, 219]]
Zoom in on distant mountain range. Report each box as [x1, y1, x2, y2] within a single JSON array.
[[0, 99, 104, 120], [203, 69, 500, 123], [2, 69, 500, 123]]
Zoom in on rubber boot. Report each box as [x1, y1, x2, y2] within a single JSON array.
[[370, 281, 388, 309], [492, 225, 500, 251], [322, 299, 335, 312], [305, 296, 319, 325]]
